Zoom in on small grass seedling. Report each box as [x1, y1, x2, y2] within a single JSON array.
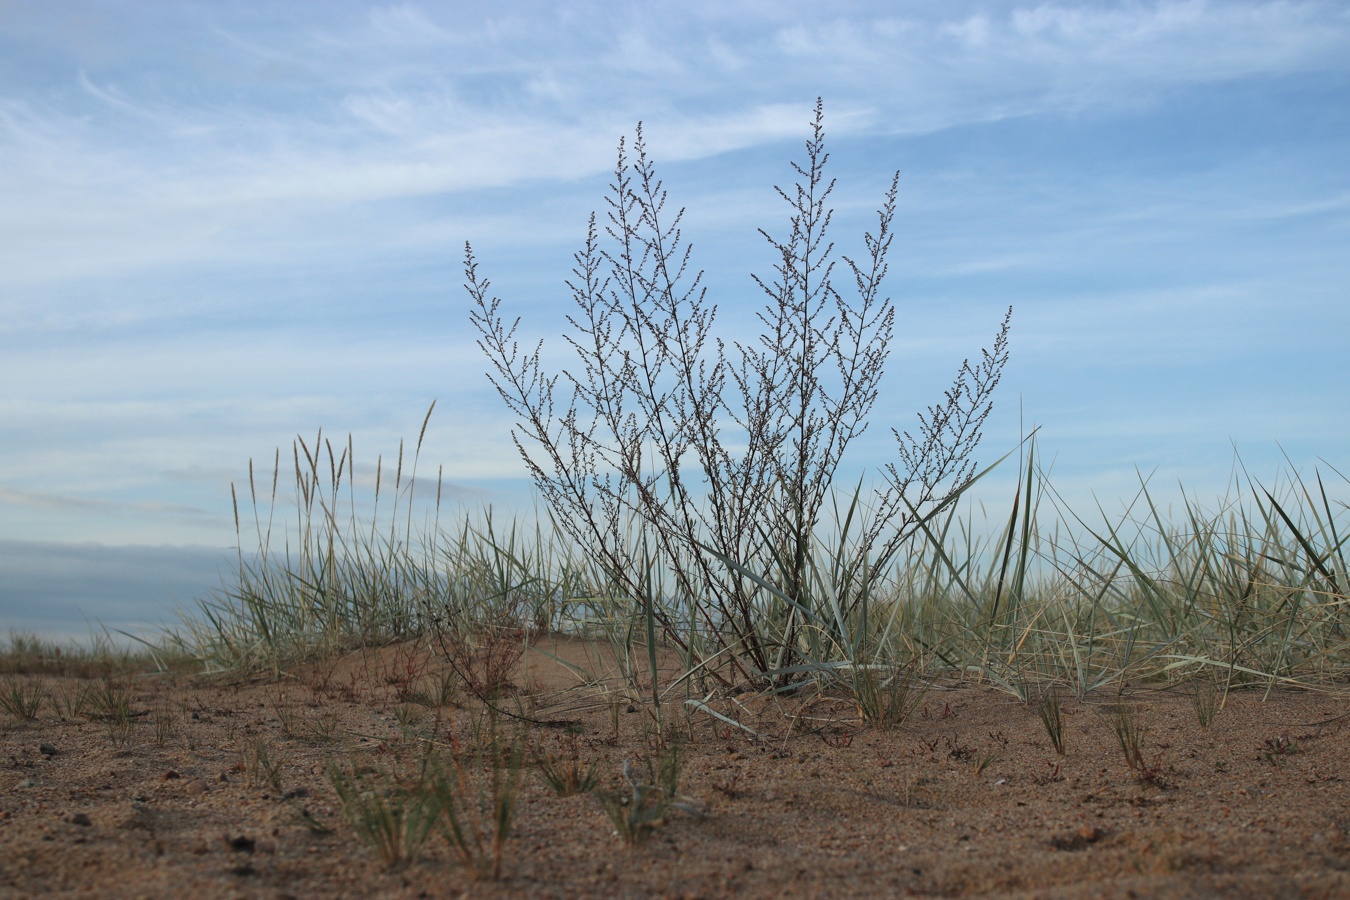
[[1111, 702, 1167, 785], [594, 740, 703, 846], [0, 678, 48, 721], [327, 755, 443, 869], [534, 734, 600, 796], [92, 679, 135, 747], [1262, 732, 1297, 766], [240, 735, 287, 793], [1192, 675, 1221, 728], [850, 659, 925, 730], [1035, 687, 1066, 755]]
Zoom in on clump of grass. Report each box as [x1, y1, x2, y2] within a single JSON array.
[[0, 678, 48, 720], [535, 734, 600, 796], [1110, 701, 1165, 783], [327, 756, 443, 869], [849, 659, 925, 730], [269, 690, 303, 738], [394, 702, 425, 732], [1192, 674, 1221, 728], [1035, 687, 1066, 756], [91, 679, 135, 746], [153, 706, 176, 746], [240, 736, 286, 793], [53, 682, 94, 720], [594, 742, 703, 846], [1111, 702, 1147, 767], [431, 733, 526, 880], [305, 709, 342, 744]]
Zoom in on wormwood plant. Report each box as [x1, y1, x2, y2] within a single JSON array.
[[468, 99, 1011, 688]]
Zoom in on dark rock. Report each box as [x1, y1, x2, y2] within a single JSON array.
[[227, 834, 256, 853]]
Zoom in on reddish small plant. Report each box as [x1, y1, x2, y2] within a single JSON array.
[[820, 726, 856, 749], [712, 770, 744, 799], [381, 644, 431, 703]]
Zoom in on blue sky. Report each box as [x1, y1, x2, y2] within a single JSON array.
[[2, 1, 1348, 639]]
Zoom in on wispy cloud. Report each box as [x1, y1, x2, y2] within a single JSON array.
[[0, 0, 1346, 630], [0, 486, 211, 517]]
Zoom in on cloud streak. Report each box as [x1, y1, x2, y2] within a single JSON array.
[[4, 2, 1346, 283], [0, 1, 1346, 631]]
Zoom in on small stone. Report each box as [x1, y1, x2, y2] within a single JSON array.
[[185, 780, 206, 796], [163, 770, 180, 780], [39, 743, 57, 757], [69, 813, 92, 827], [227, 834, 256, 853]]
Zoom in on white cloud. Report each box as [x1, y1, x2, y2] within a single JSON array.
[[0, 0, 1346, 623]]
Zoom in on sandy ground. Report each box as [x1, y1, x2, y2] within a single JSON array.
[[2, 636, 1348, 898]]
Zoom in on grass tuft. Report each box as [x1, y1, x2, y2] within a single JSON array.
[[594, 741, 703, 845], [0, 678, 48, 721], [1035, 687, 1066, 756]]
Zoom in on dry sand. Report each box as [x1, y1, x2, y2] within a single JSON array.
[[2, 636, 1348, 898]]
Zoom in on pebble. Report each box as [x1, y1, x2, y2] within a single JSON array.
[[39, 743, 57, 757], [185, 780, 206, 796]]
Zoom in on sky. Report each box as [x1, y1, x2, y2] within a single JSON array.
[[2, 0, 1348, 640]]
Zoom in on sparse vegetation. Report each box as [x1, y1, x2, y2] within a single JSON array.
[[4, 102, 1345, 896], [431, 715, 527, 880], [327, 755, 444, 869]]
